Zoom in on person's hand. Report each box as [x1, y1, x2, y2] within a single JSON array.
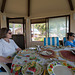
[[16, 48, 22, 51], [7, 59, 13, 63], [0, 56, 13, 63]]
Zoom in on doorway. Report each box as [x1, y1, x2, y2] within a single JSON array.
[[7, 17, 26, 49]]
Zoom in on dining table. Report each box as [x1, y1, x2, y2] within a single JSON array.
[[10, 46, 75, 75]]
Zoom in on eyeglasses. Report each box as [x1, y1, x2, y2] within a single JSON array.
[[8, 33, 12, 35], [73, 36, 75, 37]]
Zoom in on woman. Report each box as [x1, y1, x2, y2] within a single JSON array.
[[65, 32, 75, 47], [0, 28, 22, 71]]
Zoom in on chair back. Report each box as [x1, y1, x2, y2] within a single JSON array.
[[63, 37, 67, 46], [44, 37, 59, 46], [0, 63, 11, 75]]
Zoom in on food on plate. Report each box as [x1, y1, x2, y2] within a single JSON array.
[[40, 50, 56, 58], [40, 51, 52, 55], [59, 50, 75, 62]]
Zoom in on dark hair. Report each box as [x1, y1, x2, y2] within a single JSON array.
[[0, 28, 10, 38], [67, 32, 75, 40]]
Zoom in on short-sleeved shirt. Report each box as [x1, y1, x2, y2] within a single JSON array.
[[64, 40, 75, 47], [0, 39, 19, 57]]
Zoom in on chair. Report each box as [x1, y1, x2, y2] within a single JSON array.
[[44, 37, 59, 46], [63, 37, 67, 46], [0, 63, 11, 75]]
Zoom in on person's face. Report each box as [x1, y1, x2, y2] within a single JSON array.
[[69, 35, 75, 40], [6, 30, 12, 39]]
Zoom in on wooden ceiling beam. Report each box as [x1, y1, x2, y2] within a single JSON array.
[[68, 0, 74, 11], [1, 0, 6, 13], [28, 0, 30, 17]]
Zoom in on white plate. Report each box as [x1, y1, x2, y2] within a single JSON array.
[[53, 65, 73, 75], [29, 47, 36, 50], [47, 61, 74, 75], [40, 51, 52, 55]]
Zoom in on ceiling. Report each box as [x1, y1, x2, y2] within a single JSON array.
[[0, 0, 75, 17]]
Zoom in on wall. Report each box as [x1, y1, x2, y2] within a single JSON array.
[[70, 12, 75, 32]]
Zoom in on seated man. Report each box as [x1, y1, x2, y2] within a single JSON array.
[[65, 32, 75, 47]]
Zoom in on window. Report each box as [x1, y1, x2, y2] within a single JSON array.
[[31, 23, 46, 41], [7, 17, 25, 35], [48, 16, 70, 40], [9, 23, 23, 34], [31, 15, 70, 41]]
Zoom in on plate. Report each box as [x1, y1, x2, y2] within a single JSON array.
[[7, 52, 17, 59], [40, 51, 52, 55], [39, 50, 56, 58], [19, 50, 35, 54], [47, 61, 75, 75], [59, 50, 75, 62], [22, 62, 43, 75], [29, 47, 36, 50]]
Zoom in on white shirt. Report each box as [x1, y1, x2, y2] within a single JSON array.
[[0, 39, 19, 57]]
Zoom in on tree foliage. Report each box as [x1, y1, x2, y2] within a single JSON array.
[[34, 23, 46, 34]]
